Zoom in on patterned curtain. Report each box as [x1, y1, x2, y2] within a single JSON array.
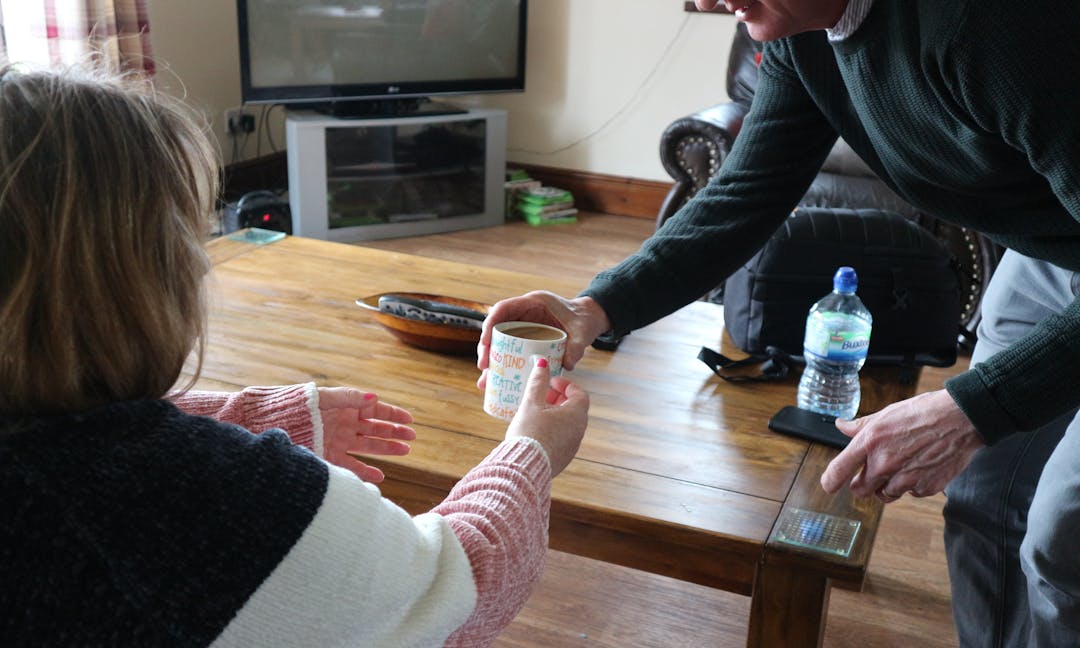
[[0, 0, 154, 74]]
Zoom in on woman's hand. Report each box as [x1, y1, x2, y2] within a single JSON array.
[[477, 291, 611, 389], [319, 387, 416, 483], [505, 359, 589, 476]]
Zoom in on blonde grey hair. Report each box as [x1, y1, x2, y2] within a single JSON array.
[[0, 65, 218, 414]]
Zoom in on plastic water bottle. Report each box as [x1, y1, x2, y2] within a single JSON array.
[[797, 266, 873, 420]]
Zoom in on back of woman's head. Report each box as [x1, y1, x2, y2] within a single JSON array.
[[0, 65, 218, 415]]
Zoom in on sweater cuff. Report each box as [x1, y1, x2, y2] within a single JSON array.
[[485, 437, 552, 487], [945, 369, 1016, 445], [241, 383, 323, 453], [579, 286, 633, 338]]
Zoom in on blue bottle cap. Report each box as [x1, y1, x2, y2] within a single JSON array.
[[833, 266, 858, 293]]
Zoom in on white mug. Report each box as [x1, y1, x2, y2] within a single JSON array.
[[483, 321, 567, 420]]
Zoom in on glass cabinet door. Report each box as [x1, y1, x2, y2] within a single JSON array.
[[324, 119, 486, 229]]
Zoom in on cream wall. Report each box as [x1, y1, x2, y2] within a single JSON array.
[[147, 0, 737, 182]]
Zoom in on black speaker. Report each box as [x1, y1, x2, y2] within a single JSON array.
[[223, 190, 292, 234]]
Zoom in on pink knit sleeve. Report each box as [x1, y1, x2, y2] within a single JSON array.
[[437, 437, 553, 648], [170, 384, 321, 451]]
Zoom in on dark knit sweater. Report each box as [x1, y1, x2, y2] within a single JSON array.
[[0, 399, 327, 646], [2, 388, 555, 647], [583, 0, 1080, 444]]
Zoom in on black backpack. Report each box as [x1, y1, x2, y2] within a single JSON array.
[[716, 207, 961, 375]]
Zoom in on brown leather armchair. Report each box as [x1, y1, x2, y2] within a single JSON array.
[[657, 23, 1000, 345]]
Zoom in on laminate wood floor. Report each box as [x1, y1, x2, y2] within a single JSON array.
[[358, 212, 962, 647]]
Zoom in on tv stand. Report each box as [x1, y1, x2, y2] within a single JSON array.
[[312, 97, 467, 119], [286, 108, 507, 242]]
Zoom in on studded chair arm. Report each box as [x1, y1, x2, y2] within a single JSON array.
[[656, 101, 749, 230]]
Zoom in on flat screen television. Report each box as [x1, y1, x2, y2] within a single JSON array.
[[237, 0, 528, 116]]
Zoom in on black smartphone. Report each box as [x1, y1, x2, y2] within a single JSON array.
[[591, 330, 626, 351], [767, 406, 851, 449]]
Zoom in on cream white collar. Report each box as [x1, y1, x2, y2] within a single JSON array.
[[827, 0, 874, 41]]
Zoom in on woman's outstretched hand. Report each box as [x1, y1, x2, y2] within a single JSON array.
[[319, 387, 416, 483]]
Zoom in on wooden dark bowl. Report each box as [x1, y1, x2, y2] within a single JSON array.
[[355, 292, 490, 355]]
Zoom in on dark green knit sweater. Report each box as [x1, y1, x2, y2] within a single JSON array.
[[583, 0, 1080, 444]]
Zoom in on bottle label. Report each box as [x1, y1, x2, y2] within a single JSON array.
[[803, 312, 872, 361]]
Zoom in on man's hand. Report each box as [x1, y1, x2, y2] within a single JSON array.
[[476, 291, 611, 389], [318, 387, 416, 483], [820, 389, 985, 503]]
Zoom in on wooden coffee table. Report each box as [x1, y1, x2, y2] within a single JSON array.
[[194, 233, 917, 647]]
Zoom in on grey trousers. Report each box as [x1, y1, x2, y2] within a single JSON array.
[[944, 250, 1080, 647]]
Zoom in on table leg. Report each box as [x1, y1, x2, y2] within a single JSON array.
[[746, 560, 830, 648]]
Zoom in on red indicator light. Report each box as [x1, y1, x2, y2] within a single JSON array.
[[262, 213, 271, 222]]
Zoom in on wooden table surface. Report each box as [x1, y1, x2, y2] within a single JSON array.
[[193, 234, 913, 648]]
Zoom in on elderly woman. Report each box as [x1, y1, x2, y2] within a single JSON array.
[[0, 65, 588, 647]]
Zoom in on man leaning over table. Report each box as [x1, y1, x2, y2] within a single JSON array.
[[476, 0, 1080, 645]]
